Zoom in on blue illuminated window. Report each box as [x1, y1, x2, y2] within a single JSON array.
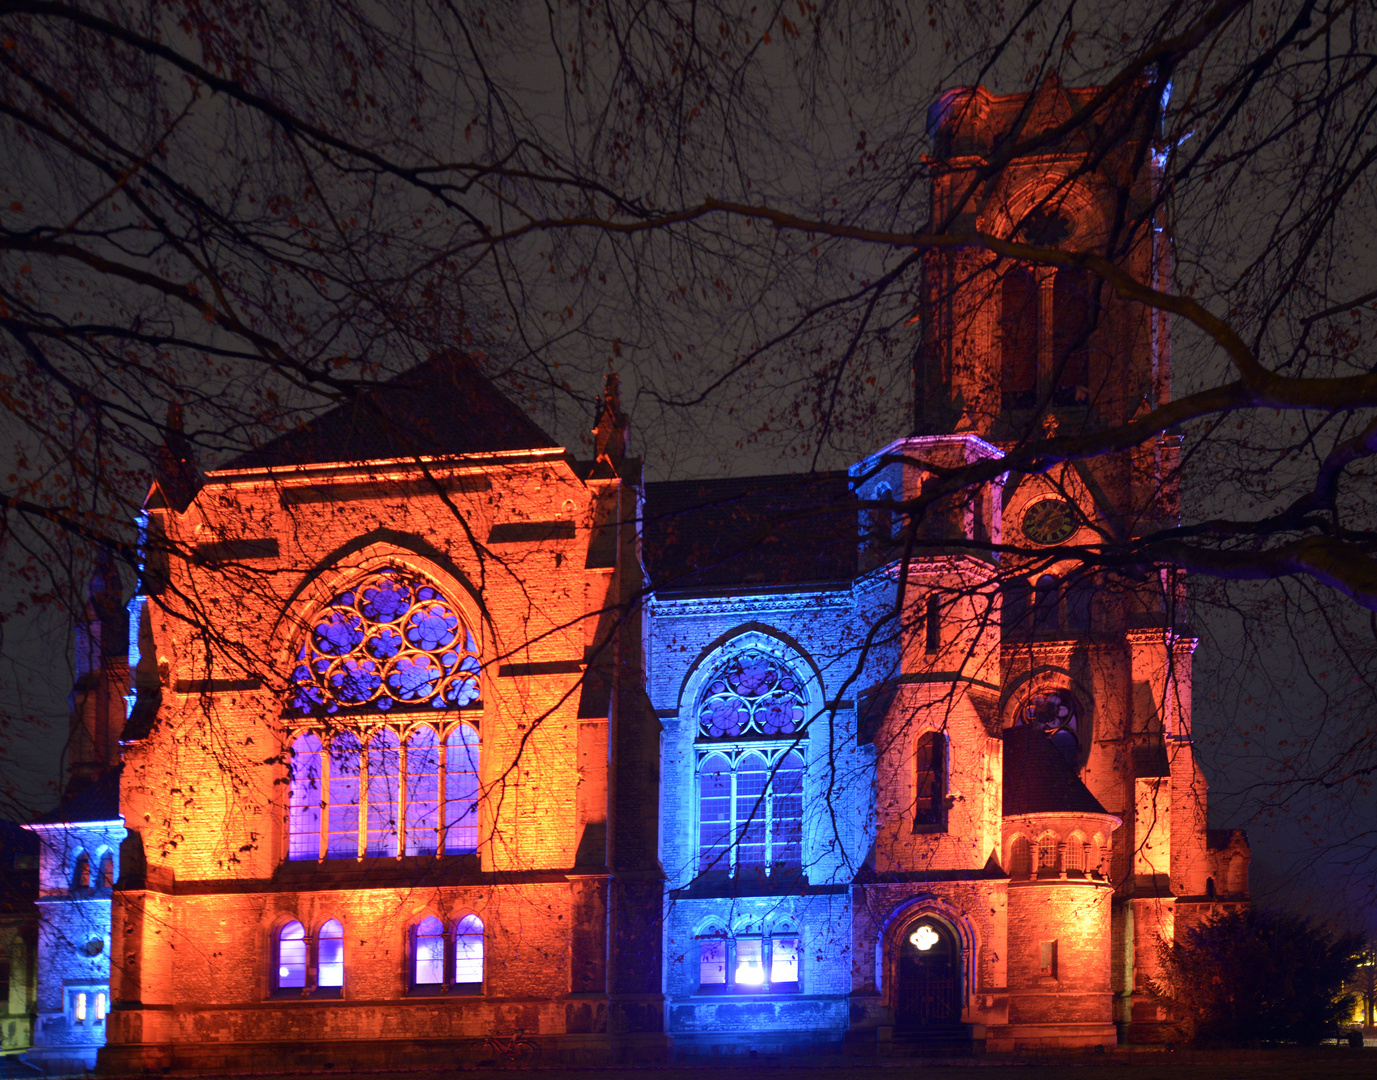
[[696, 924, 801, 994], [290, 568, 480, 717], [696, 748, 803, 877], [287, 722, 480, 862], [698, 649, 806, 738]]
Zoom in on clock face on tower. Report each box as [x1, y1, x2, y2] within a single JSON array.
[[1021, 498, 1077, 545]]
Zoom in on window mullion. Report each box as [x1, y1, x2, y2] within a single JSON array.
[[318, 742, 329, 862], [764, 761, 774, 876], [728, 757, 738, 878], [356, 744, 367, 860], [398, 739, 408, 858]]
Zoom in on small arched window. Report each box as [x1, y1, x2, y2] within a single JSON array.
[[914, 732, 946, 829], [413, 916, 445, 987], [365, 730, 401, 857], [925, 594, 941, 653], [98, 852, 115, 889], [1033, 574, 1061, 632], [770, 924, 800, 986], [454, 915, 484, 989], [1205, 876, 1216, 900], [1001, 578, 1031, 635], [1009, 836, 1032, 878], [1037, 834, 1060, 873], [871, 483, 901, 544], [72, 853, 90, 890], [288, 733, 324, 861], [1001, 263, 1039, 410], [443, 724, 480, 854], [1052, 267, 1093, 405], [94, 992, 106, 1022], [698, 928, 728, 988], [1064, 835, 1086, 875], [277, 921, 307, 990], [317, 919, 344, 989]]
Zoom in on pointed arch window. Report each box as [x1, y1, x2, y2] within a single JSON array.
[[365, 730, 401, 856], [413, 916, 445, 987], [317, 919, 344, 989], [1052, 267, 1094, 405], [1001, 264, 1039, 410], [97, 852, 115, 889], [277, 921, 307, 990], [913, 731, 947, 830], [72, 853, 90, 890], [454, 915, 484, 989]]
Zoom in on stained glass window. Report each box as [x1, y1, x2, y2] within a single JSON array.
[[365, 730, 400, 857], [444, 724, 481, 854], [288, 733, 323, 861], [697, 649, 807, 738], [696, 747, 805, 877], [404, 727, 440, 856], [290, 568, 481, 717]]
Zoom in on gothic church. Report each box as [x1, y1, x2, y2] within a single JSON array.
[[20, 78, 1249, 1073]]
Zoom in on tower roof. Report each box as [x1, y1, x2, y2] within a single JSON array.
[[227, 353, 558, 470], [1002, 724, 1109, 816]]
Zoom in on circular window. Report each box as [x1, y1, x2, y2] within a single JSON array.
[[290, 568, 480, 716], [698, 649, 806, 738], [1018, 689, 1081, 764]]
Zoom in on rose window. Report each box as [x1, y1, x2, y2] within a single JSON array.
[[698, 649, 807, 738], [1018, 688, 1080, 763], [290, 568, 480, 716]]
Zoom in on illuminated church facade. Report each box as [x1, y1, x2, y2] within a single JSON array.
[[22, 78, 1249, 1073]]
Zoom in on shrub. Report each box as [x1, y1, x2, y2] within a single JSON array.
[[1147, 907, 1364, 1045]]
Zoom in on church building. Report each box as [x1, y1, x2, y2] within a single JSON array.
[[22, 77, 1249, 1073]]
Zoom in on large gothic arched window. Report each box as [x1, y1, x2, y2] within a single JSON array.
[[694, 647, 808, 878], [1016, 688, 1082, 765], [289, 567, 480, 717]]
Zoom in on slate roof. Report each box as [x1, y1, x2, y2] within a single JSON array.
[[30, 768, 122, 826], [642, 472, 856, 592], [228, 353, 557, 470], [1002, 725, 1109, 816]]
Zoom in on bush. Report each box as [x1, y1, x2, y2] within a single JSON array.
[[1147, 907, 1365, 1046]]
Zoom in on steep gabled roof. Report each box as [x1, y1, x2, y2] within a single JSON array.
[[228, 353, 558, 470], [642, 472, 856, 591], [1002, 725, 1108, 816]]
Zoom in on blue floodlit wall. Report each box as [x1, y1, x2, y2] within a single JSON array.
[[647, 592, 881, 1052], [27, 818, 126, 1074]]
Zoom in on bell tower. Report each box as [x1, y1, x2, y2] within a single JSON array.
[[917, 75, 1171, 455]]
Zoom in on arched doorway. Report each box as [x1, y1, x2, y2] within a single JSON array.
[[895, 917, 961, 1034]]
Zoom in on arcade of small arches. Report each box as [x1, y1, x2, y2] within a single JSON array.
[[269, 914, 485, 997], [68, 849, 115, 890], [1005, 830, 1109, 880], [693, 916, 801, 993]]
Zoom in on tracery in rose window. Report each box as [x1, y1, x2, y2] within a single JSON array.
[[1016, 688, 1081, 764], [697, 649, 807, 738], [290, 568, 481, 716]]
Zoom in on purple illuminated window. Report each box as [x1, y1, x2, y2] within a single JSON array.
[[290, 569, 480, 717]]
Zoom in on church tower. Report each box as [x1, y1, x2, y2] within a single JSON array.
[[915, 76, 1249, 1044]]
